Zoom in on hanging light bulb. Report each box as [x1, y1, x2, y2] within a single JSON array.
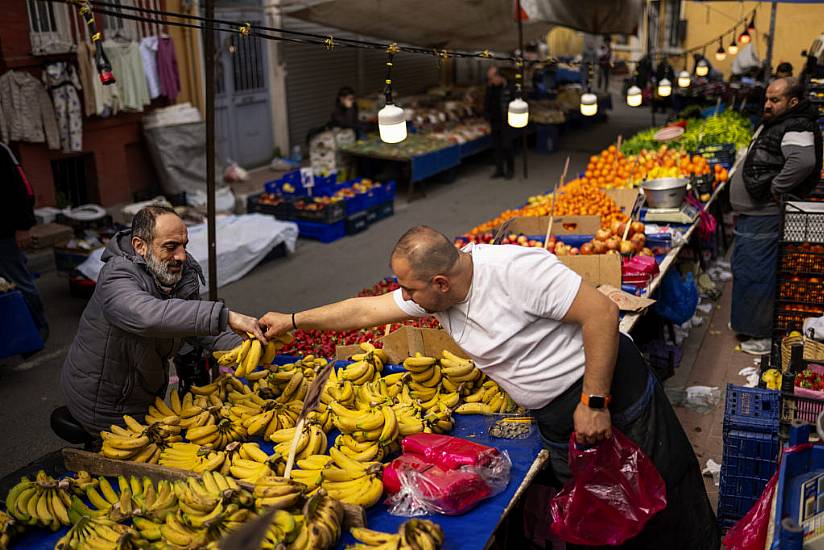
[[508, 98, 529, 128], [728, 34, 739, 56], [378, 51, 407, 143], [747, 12, 756, 34], [580, 92, 598, 116], [738, 29, 751, 45], [626, 85, 642, 107], [696, 58, 709, 77], [715, 38, 727, 62], [657, 78, 672, 98], [677, 70, 691, 88]]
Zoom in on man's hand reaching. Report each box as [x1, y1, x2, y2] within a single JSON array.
[[259, 312, 294, 340], [573, 402, 612, 446], [228, 311, 267, 344]]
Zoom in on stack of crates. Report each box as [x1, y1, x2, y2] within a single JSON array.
[[717, 385, 781, 527]]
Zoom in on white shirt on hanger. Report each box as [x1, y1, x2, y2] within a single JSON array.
[[392, 243, 585, 410], [139, 36, 161, 99]]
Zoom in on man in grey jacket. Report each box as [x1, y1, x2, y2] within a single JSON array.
[[730, 77, 823, 355], [61, 206, 265, 435]]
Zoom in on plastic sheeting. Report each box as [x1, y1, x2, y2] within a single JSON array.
[[76, 214, 298, 293], [285, 0, 643, 51]]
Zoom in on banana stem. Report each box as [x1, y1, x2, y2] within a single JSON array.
[[283, 417, 306, 479]]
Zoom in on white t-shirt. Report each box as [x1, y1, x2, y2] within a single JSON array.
[[392, 243, 585, 410]]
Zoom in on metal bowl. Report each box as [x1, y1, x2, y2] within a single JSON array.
[[641, 177, 688, 209]]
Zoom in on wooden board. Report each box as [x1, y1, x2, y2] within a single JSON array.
[[61, 447, 367, 528], [337, 326, 469, 363]]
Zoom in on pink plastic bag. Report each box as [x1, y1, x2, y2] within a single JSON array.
[[401, 433, 500, 469], [549, 429, 667, 545]]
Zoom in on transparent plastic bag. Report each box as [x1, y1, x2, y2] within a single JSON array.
[[384, 450, 512, 516], [549, 429, 667, 545]]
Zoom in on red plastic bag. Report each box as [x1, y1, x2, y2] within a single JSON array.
[[549, 429, 667, 545], [401, 433, 500, 469], [722, 472, 777, 550]]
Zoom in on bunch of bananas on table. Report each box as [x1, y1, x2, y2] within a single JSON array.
[[319, 447, 385, 507], [338, 343, 390, 385], [270, 422, 329, 462], [349, 519, 445, 550], [227, 441, 286, 483], [215, 333, 292, 379], [159, 442, 227, 473], [79, 474, 179, 524], [99, 410, 182, 463], [252, 476, 306, 510], [289, 454, 333, 493], [287, 492, 346, 550], [56, 516, 140, 549], [4, 470, 72, 530], [454, 378, 517, 415], [0, 510, 18, 549]]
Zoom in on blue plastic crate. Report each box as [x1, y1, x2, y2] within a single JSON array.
[[722, 430, 780, 478], [718, 469, 772, 519], [295, 219, 346, 243], [724, 384, 781, 434], [345, 211, 370, 235], [382, 180, 397, 202]]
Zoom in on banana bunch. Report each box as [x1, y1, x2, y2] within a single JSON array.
[[185, 416, 246, 450], [56, 516, 140, 549], [439, 350, 484, 394], [353, 380, 394, 410], [339, 343, 388, 385], [288, 492, 345, 550], [237, 400, 301, 439], [4, 470, 72, 530], [455, 379, 517, 415], [160, 512, 212, 549], [0, 510, 17, 549], [261, 364, 310, 404], [325, 379, 356, 409], [270, 422, 329, 461], [392, 402, 427, 436], [320, 447, 384, 508], [252, 476, 306, 510], [159, 442, 226, 473], [422, 401, 455, 434], [381, 372, 406, 399], [77, 475, 146, 522], [290, 454, 334, 493], [330, 402, 398, 456], [349, 519, 444, 550], [189, 374, 247, 402], [260, 509, 302, 549], [174, 476, 254, 531], [100, 413, 183, 463], [216, 334, 293, 378], [403, 354, 443, 401], [228, 442, 286, 483]]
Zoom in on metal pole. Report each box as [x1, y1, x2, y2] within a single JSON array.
[[764, 1, 778, 82], [516, 0, 527, 179], [204, 0, 217, 300]]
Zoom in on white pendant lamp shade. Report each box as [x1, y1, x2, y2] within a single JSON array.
[[626, 85, 642, 107], [508, 98, 529, 128], [715, 47, 726, 62], [728, 40, 739, 55], [696, 60, 709, 77], [739, 31, 751, 45], [378, 103, 407, 143], [677, 71, 691, 88], [580, 92, 598, 116], [657, 78, 672, 97]]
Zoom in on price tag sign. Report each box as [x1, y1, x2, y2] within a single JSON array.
[[300, 167, 315, 197]]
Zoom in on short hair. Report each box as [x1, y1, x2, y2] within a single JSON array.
[[337, 86, 355, 99], [776, 62, 793, 76], [132, 205, 178, 243], [391, 226, 459, 280]]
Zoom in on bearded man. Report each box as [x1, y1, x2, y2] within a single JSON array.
[[61, 206, 265, 435]]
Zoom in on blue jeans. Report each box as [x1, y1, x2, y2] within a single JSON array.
[[731, 215, 780, 339], [0, 238, 48, 335]]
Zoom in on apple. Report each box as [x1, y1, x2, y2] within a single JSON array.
[[547, 242, 556, 252], [508, 233, 518, 242], [580, 242, 594, 255], [555, 246, 568, 256], [606, 236, 621, 251], [595, 230, 613, 242], [532, 241, 543, 247], [592, 240, 607, 254], [619, 241, 635, 255], [517, 235, 529, 245], [569, 247, 580, 255], [630, 221, 645, 236], [639, 247, 654, 257], [630, 232, 646, 251]]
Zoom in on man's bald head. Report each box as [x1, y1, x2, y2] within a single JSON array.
[[765, 76, 804, 120], [391, 226, 459, 281]]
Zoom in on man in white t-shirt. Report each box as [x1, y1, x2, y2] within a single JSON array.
[[260, 226, 719, 547]]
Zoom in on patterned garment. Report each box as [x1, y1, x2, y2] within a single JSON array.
[[43, 62, 83, 152], [0, 70, 59, 149]]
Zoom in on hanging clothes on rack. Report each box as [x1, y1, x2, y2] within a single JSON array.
[[0, 70, 59, 150], [103, 39, 151, 112], [157, 36, 181, 102], [43, 62, 83, 153], [76, 42, 120, 117], [139, 36, 161, 100]]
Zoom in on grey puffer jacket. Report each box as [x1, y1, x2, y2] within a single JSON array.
[[61, 230, 242, 435]]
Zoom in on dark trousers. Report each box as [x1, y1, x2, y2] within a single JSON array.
[[598, 65, 610, 91], [0, 238, 48, 336], [490, 126, 514, 177], [533, 334, 720, 550], [731, 214, 780, 339]]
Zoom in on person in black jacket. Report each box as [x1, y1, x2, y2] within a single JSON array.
[[484, 67, 515, 180], [328, 86, 362, 138], [0, 143, 48, 342], [730, 77, 823, 355]]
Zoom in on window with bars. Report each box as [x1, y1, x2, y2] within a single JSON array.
[[232, 30, 265, 92], [26, 0, 74, 55]]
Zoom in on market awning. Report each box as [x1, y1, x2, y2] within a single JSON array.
[[282, 0, 644, 52]]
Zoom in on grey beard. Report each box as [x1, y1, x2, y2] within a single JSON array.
[[145, 249, 183, 287]]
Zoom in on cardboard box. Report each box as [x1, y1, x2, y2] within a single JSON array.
[[336, 326, 468, 363], [503, 215, 600, 236], [28, 223, 74, 250], [605, 188, 641, 217], [558, 254, 622, 288]]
